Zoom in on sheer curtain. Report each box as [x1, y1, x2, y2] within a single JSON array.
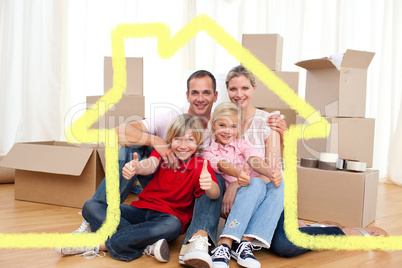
[[1, 0, 401, 183], [0, 0, 61, 155]]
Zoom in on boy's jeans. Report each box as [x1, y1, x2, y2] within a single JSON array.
[[82, 198, 181, 261], [92, 145, 226, 248], [220, 177, 285, 248]]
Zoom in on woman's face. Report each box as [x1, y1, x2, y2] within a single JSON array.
[[227, 74, 256, 109]]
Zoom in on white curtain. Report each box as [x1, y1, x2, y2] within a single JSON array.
[[1, 0, 401, 184], [0, 0, 61, 154]]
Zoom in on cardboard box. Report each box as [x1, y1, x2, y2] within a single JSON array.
[[87, 95, 145, 129], [0, 141, 105, 208], [297, 165, 379, 227], [295, 49, 375, 117], [251, 71, 299, 110], [104, 57, 143, 96], [296, 116, 375, 167], [258, 108, 297, 127], [242, 34, 283, 71]]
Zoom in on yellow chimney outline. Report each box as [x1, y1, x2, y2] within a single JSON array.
[[1, 14, 399, 251]]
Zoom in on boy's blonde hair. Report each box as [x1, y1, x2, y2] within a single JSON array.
[[210, 102, 243, 139], [166, 114, 205, 153]]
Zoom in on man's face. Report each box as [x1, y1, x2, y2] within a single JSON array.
[[186, 76, 218, 120]]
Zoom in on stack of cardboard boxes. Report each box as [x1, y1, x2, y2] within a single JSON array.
[[87, 57, 145, 129], [295, 50, 378, 227], [241, 34, 299, 126]]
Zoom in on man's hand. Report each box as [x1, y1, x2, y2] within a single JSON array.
[[199, 160, 213, 190], [155, 144, 179, 171], [122, 152, 139, 180], [237, 164, 250, 187], [221, 181, 240, 219]]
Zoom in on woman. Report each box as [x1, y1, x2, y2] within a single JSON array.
[[218, 65, 387, 265]]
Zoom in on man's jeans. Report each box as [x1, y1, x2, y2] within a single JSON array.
[[270, 210, 345, 257], [82, 198, 181, 262], [221, 177, 284, 248], [92, 146, 153, 203]]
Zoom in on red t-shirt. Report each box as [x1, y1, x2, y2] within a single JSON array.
[[131, 150, 218, 233]]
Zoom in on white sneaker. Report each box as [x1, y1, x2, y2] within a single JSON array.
[[72, 219, 92, 234], [180, 235, 212, 268], [144, 238, 170, 262], [55, 245, 106, 259]]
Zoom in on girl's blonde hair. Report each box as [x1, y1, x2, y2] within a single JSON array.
[[166, 114, 204, 153], [225, 64, 256, 89], [210, 102, 243, 139]]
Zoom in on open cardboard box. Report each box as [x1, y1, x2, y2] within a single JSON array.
[[296, 116, 375, 167], [296, 49, 375, 117], [0, 141, 106, 208], [297, 165, 379, 227]]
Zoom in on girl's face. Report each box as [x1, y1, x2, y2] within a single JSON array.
[[171, 129, 198, 161], [227, 74, 256, 109], [213, 114, 239, 145]]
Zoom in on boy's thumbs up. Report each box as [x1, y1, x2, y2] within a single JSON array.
[[133, 152, 138, 161], [200, 159, 212, 190]]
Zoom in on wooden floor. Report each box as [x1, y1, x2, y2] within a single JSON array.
[[0, 182, 402, 267]]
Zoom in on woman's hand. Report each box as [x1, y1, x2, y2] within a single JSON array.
[[221, 181, 240, 219], [266, 114, 287, 136]]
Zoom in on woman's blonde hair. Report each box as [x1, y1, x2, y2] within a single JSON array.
[[166, 114, 205, 153], [210, 102, 243, 139], [225, 64, 256, 88]]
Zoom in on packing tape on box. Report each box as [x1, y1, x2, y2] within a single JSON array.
[[319, 152, 339, 163], [318, 160, 337, 170], [300, 158, 319, 168]]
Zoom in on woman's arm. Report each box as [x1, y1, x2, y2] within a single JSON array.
[[264, 130, 283, 187]]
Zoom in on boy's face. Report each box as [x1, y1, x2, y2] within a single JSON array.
[[213, 115, 239, 146], [171, 129, 198, 161]]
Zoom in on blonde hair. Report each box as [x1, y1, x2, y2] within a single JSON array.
[[166, 114, 204, 153], [210, 102, 243, 139], [225, 64, 256, 88]]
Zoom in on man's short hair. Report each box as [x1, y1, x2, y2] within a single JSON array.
[[186, 70, 216, 93]]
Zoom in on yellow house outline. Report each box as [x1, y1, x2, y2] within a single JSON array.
[[1, 14, 399, 251]]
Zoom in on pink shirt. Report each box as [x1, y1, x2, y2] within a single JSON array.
[[202, 138, 265, 187]]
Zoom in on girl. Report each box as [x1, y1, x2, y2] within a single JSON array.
[[204, 102, 282, 268], [56, 114, 220, 262]]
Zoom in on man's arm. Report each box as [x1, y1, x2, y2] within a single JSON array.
[[116, 121, 177, 168]]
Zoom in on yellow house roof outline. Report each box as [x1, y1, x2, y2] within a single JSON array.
[[1, 14, 398, 251]]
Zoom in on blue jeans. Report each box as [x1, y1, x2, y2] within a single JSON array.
[[181, 173, 226, 247], [270, 210, 345, 257], [82, 199, 181, 261], [92, 146, 153, 203], [221, 178, 284, 248]]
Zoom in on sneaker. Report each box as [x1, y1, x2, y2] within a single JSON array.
[[55, 245, 106, 259], [72, 219, 92, 234], [230, 241, 261, 268], [211, 244, 231, 268], [144, 238, 170, 262], [180, 235, 212, 268]]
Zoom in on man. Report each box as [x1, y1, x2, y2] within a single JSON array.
[[75, 70, 225, 268]]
